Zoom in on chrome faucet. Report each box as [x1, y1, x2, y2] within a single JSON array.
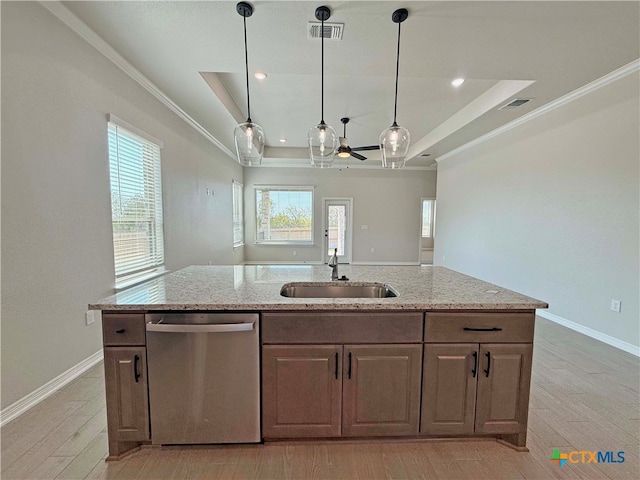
[[328, 248, 338, 280]]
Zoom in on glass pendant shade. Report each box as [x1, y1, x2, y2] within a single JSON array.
[[234, 121, 265, 167], [380, 123, 410, 169], [308, 122, 338, 168]]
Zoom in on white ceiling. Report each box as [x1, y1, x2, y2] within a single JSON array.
[[62, 1, 640, 169]]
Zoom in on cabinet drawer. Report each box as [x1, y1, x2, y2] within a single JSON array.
[[262, 312, 423, 344], [102, 314, 146, 346], [424, 312, 534, 343]]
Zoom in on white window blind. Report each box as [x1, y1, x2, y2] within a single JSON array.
[[232, 181, 244, 247], [108, 120, 164, 285], [255, 186, 314, 244]]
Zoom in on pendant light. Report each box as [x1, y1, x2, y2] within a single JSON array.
[[379, 8, 410, 169], [307, 6, 338, 168], [234, 2, 265, 167]]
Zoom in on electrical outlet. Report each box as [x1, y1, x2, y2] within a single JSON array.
[[610, 299, 621, 313], [292, 250, 297, 256], [85, 310, 95, 326], [370, 247, 375, 253]]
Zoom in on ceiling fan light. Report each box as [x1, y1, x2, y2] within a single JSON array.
[[337, 149, 351, 158], [234, 121, 265, 167], [308, 122, 338, 168], [380, 124, 410, 169]]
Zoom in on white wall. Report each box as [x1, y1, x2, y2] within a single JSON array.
[[1, 2, 243, 409], [243, 167, 437, 264], [435, 72, 639, 349]]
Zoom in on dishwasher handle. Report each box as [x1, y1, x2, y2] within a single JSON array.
[[146, 321, 255, 333]]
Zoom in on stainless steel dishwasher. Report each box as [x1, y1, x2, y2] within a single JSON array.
[[145, 313, 260, 444]]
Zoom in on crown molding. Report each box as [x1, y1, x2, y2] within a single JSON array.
[[38, 1, 235, 160], [437, 59, 640, 164]]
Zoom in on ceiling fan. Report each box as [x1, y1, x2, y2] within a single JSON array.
[[337, 117, 380, 161]]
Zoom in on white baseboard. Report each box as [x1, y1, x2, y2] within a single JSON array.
[[350, 262, 421, 266], [0, 350, 104, 427], [242, 261, 323, 265], [537, 310, 640, 357]]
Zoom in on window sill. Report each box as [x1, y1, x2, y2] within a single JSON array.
[[115, 267, 169, 292]]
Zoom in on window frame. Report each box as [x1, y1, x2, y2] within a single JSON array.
[[232, 180, 244, 247], [107, 114, 165, 290], [254, 185, 315, 245]]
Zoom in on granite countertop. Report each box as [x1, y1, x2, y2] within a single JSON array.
[[89, 265, 548, 311]]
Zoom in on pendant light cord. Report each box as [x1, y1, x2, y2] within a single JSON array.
[[321, 17, 325, 124], [243, 14, 251, 122], [392, 20, 401, 125]]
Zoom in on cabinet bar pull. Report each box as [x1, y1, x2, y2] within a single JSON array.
[[463, 327, 502, 332], [134, 355, 141, 383], [484, 351, 491, 377], [335, 352, 339, 379], [471, 351, 478, 377], [116, 328, 126, 334], [348, 352, 352, 379]]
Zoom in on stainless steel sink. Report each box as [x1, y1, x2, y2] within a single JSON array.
[[280, 282, 398, 298]]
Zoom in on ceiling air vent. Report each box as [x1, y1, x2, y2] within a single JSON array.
[[307, 22, 344, 40], [498, 98, 532, 110]]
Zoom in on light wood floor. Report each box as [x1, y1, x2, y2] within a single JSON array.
[[2, 317, 638, 479]]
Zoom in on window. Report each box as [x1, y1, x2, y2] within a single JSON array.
[[255, 186, 314, 244], [421, 199, 436, 238], [107, 115, 164, 287], [232, 180, 244, 247]]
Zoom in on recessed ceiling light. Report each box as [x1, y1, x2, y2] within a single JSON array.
[[279, 138, 287, 143], [254, 72, 267, 80], [451, 78, 465, 87]]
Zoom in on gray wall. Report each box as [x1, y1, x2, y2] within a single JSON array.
[[435, 73, 639, 348], [1, 2, 243, 409], [243, 168, 437, 264]]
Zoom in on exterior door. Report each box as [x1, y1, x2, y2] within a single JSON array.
[[323, 198, 352, 264]]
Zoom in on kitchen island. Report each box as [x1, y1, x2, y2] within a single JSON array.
[[90, 265, 547, 459]]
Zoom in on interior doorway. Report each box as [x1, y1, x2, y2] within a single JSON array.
[[323, 198, 353, 264], [420, 198, 436, 264]]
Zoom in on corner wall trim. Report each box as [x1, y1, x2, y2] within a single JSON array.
[[0, 350, 104, 427], [537, 310, 640, 357], [38, 1, 235, 160], [437, 58, 640, 164]]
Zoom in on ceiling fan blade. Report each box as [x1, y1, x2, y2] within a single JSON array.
[[352, 145, 380, 151], [351, 151, 367, 161]]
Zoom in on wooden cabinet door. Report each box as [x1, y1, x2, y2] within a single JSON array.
[[421, 344, 477, 435], [342, 345, 422, 437], [475, 343, 533, 434], [262, 345, 342, 438], [104, 347, 150, 442]]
